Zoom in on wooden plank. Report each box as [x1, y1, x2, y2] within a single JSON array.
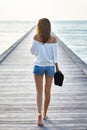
[[0, 29, 87, 130]]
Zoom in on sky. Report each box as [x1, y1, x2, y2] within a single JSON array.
[[0, 0, 87, 21]]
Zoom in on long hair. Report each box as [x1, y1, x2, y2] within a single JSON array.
[[36, 18, 51, 43]]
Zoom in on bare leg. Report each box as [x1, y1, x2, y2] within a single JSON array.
[[43, 75, 53, 119], [34, 74, 43, 125]]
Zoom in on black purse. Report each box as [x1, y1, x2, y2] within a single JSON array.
[[54, 71, 64, 86]]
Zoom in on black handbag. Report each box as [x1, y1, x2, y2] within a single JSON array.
[[54, 71, 64, 86]]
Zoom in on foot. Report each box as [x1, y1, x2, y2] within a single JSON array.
[[43, 113, 47, 120], [37, 114, 43, 126]]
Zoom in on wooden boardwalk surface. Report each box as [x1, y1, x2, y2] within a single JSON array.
[[0, 28, 87, 130]]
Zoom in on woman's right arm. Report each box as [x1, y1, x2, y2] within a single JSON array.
[[52, 41, 60, 72], [55, 63, 60, 72]]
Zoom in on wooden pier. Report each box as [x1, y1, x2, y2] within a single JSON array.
[[0, 28, 87, 130]]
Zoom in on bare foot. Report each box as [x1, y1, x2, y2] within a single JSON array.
[[43, 113, 47, 120], [38, 114, 43, 126]]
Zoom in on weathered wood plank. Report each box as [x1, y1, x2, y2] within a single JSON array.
[[0, 29, 87, 130]]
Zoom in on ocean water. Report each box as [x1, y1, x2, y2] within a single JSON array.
[[0, 21, 35, 55], [52, 21, 87, 64], [0, 21, 87, 64]]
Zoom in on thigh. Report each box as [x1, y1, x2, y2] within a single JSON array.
[[44, 75, 53, 93], [34, 74, 43, 92]]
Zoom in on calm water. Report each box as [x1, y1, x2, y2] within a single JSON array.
[[0, 21, 35, 54], [0, 21, 87, 64], [52, 21, 87, 64]]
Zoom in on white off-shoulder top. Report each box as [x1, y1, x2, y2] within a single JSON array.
[[30, 39, 58, 66]]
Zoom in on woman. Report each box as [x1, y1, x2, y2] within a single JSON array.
[[30, 18, 60, 126]]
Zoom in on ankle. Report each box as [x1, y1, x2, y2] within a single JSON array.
[[43, 112, 47, 120], [37, 113, 43, 126], [38, 113, 42, 116]]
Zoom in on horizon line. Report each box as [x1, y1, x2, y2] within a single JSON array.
[[0, 19, 87, 22]]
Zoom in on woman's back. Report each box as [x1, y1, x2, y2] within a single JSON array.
[[30, 34, 58, 66], [34, 34, 57, 44]]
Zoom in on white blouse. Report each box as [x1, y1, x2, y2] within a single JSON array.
[[30, 39, 58, 66]]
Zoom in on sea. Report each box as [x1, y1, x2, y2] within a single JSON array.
[[0, 21, 35, 55], [0, 20, 87, 64]]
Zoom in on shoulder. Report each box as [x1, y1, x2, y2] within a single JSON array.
[[48, 36, 57, 44], [33, 34, 41, 42], [51, 36, 57, 43], [33, 34, 57, 44]]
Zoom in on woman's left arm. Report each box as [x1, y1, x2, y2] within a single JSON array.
[[30, 40, 38, 55]]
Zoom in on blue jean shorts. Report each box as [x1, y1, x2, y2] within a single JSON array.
[[33, 65, 55, 76]]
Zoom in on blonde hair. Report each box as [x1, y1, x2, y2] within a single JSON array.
[[36, 18, 51, 43]]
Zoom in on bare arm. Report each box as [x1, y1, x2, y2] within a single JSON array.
[[55, 63, 60, 72]]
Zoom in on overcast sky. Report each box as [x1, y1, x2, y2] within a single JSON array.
[[0, 0, 87, 21]]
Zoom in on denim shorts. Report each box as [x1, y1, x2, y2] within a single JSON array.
[[33, 65, 55, 76]]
